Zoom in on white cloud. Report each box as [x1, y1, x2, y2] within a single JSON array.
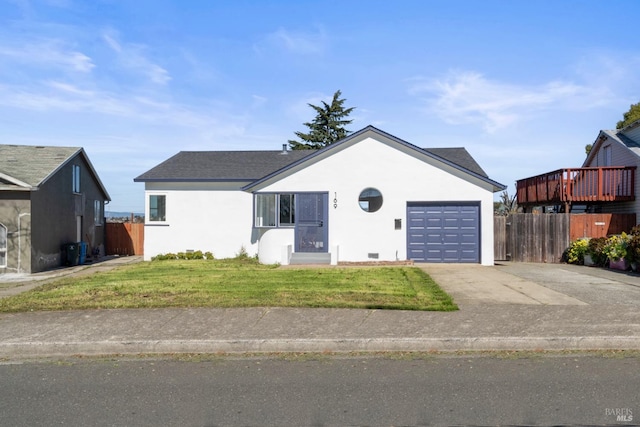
[[257, 27, 327, 55], [408, 71, 612, 133], [0, 80, 225, 128], [0, 40, 94, 72], [251, 94, 267, 109], [102, 30, 171, 85]]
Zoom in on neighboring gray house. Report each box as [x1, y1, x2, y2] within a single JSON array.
[[517, 120, 640, 215], [0, 145, 111, 274], [582, 119, 640, 215]]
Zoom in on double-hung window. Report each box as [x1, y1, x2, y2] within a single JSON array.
[[94, 200, 103, 226], [149, 194, 166, 222], [72, 165, 81, 193], [255, 194, 295, 227]]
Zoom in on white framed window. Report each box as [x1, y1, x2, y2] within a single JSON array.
[[0, 223, 7, 268], [255, 193, 295, 228], [72, 164, 81, 193], [149, 194, 167, 222], [94, 200, 103, 225]]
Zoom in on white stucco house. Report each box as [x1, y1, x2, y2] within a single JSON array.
[[134, 126, 505, 265]]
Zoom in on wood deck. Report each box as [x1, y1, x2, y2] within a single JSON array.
[[516, 167, 636, 210]]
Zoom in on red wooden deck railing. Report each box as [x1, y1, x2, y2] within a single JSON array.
[[516, 167, 636, 207]]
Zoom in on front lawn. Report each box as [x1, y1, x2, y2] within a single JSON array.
[[0, 258, 458, 312]]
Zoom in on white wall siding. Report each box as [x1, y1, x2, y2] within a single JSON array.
[[143, 182, 257, 261], [259, 137, 496, 265]]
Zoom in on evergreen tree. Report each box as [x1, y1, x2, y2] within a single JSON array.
[[616, 101, 640, 129], [288, 90, 355, 150]]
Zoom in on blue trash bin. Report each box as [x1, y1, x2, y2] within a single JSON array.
[[78, 242, 88, 265]]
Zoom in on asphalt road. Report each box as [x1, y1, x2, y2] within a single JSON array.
[[1, 353, 638, 426]]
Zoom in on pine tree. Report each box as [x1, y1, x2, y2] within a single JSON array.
[[288, 90, 355, 150]]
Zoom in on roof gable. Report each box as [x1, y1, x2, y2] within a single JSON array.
[[243, 126, 504, 192], [0, 144, 111, 200], [583, 129, 640, 167], [134, 125, 505, 192]]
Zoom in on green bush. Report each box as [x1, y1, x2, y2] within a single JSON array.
[[152, 251, 215, 261], [587, 237, 607, 266], [603, 233, 628, 262], [626, 234, 640, 265], [566, 238, 589, 265]]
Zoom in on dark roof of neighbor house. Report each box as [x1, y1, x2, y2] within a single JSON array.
[[0, 144, 111, 199], [135, 126, 504, 192]]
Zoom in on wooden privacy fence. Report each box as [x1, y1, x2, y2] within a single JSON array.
[[494, 213, 636, 263], [105, 223, 144, 256]]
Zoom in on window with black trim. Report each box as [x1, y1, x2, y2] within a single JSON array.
[[149, 195, 166, 222], [255, 193, 295, 227], [358, 188, 383, 212]]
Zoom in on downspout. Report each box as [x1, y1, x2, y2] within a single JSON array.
[[17, 212, 31, 274]]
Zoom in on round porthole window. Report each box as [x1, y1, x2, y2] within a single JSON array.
[[358, 188, 383, 213]]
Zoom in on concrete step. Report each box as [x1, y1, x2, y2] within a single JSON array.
[[289, 252, 331, 265]]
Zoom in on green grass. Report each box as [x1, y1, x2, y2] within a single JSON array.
[[0, 258, 458, 312]]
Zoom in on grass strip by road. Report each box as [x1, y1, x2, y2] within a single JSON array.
[[0, 258, 457, 312]]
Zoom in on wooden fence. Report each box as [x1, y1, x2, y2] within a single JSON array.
[[105, 223, 144, 256], [494, 213, 636, 263]]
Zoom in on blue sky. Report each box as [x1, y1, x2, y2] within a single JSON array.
[[2, 0, 639, 213]]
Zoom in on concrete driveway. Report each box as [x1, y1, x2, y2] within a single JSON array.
[[419, 262, 640, 306]]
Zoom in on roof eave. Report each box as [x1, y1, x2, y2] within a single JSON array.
[[134, 178, 257, 183], [38, 148, 112, 201], [0, 172, 32, 189]]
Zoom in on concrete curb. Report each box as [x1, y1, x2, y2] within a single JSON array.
[[2, 336, 640, 358]]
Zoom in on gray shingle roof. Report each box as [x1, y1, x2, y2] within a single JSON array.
[[0, 144, 111, 199], [134, 150, 312, 182], [423, 147, 488, 177], [135, 126, 503, 193], [0, 145, 80, 188], [135, 147, 487, 182]]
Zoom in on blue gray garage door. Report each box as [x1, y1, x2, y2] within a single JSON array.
[[407, 203, 480, 263]]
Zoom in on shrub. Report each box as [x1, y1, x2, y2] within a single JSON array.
[[151, 250, 214, 261], [587, 237, 608, 266], [626, 234, 640, 265], [235, 245, 248, 259], [566, 239, 589, 265], [603, 233, 628, 262]]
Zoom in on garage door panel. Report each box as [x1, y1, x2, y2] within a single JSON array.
[[407, 203, 479, 263]]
